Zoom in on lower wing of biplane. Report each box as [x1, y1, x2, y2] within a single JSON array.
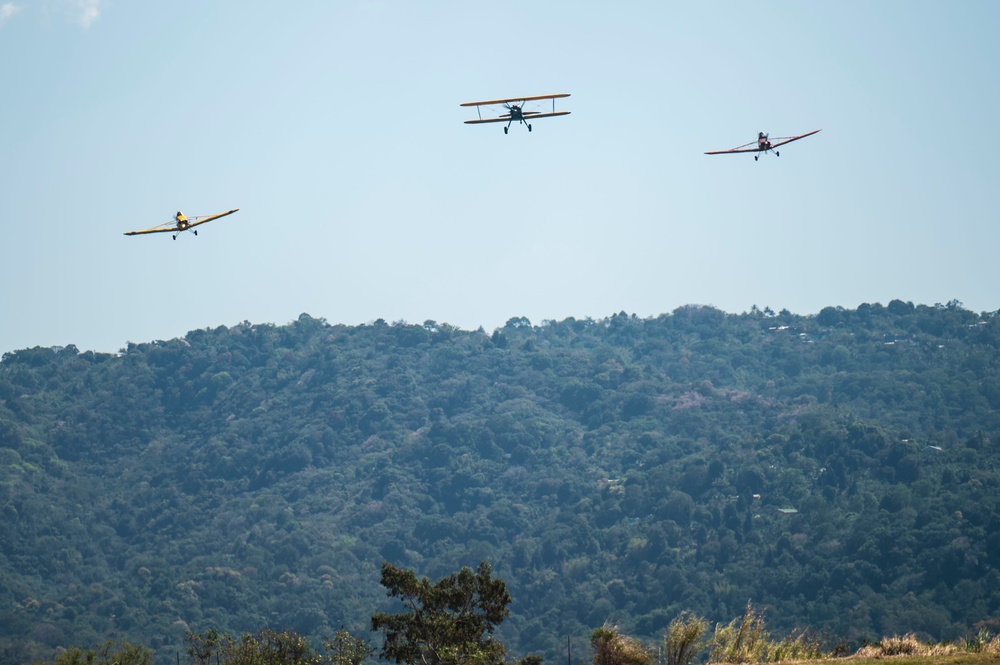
[[461, 93, 571, 134], [705, 129, 821, 161], [124, 208, 240, 240]]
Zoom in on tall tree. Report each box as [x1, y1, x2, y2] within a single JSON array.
[[371, 561, 511, 665]]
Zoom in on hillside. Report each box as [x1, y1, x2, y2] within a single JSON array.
[[2, 301, 1000, 664]]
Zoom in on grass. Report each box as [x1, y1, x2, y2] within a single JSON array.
[[699, 608, 1000, 665], [838, 655, 1000, 665]]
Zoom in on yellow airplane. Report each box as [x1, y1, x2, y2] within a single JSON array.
[[461, 93, 571, 134], [124, 208, 239, 240]]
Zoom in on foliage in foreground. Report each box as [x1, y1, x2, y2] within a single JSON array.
[[709, 603, 769, 664], [34, 620, 1000, 665], [370, 562, 511, 665], [47, 641, 152, 665], [325, 629, 376, 665], [187, 628, 315, 665], [663, 613, 709, 665], [591, 625, 651, 665], [185, 627, 373, 665]]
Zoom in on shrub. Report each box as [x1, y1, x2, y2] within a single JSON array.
[[765, 629, 823, 662], [591, 625, 651, 665], [854, 634, 957, 658], [964, 629, 1000, 654], [51, 641, 152, 665], [186, 628, 317, 665], [663, 612, 709, 665], [323, 629, 373, 665], [709, 602, 768, 664]]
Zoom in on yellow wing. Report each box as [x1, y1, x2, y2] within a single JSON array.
[[124, 208, 239, 236], [464, 111, 571, 124], [460, 93, 570, 107], [185, 208, 240, 229], [123, 224, 180, 236]]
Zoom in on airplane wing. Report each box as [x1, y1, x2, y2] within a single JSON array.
[[704, 142, 760, 155], [185, 208, 240, 229], [464, 111, 571, 125], [460, 93, 570, 107], [768, 129, 822, 148], [464, 117, 513, 125], [123, 226, 178, 236]]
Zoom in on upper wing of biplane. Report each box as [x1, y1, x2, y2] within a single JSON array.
[[124, 208, 240, 236], [465, 111, 571, 125], [460, 93, 570, 107], [705, 129, 821, 155]]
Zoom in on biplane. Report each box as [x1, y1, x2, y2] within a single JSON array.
[[124, 208, 239, 240], [705, 129, 821, 161], [461, 93, 571, 134]]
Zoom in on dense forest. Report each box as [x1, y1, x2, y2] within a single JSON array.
[[2, 301, 1000, 665]]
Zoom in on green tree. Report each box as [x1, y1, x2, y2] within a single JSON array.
[[186, 628, 315, 665], [52, 641, 152, 665], [186, 628, 222, 665], [371, 561, 511, 665], [324, 629, 374, 665]]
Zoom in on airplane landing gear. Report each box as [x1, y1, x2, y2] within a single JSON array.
[[172, 234, 178, 240], [754, 155, 759, 161], [193, 230, 198, 236], [776, 151, 780, 157], [504, 126, 508, 135], [528, 124, 532, 132]]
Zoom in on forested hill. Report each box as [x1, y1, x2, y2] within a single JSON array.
[[3, 301, 1000, 665]]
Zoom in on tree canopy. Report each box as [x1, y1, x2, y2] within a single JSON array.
[[2, 302, 1000, 664], [372, 562, 510, 665]]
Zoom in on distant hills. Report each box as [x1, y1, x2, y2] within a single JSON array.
[[2, 301, 1000, 665]]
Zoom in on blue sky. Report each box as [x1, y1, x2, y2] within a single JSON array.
[[2, 1, 998, 353]]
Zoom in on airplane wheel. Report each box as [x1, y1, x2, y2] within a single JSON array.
[[776, 151, 780, 157], [172, 235, 177, 240], [528, 124, 532, 132], [194, 230, 198, 236], [754, 155, 758, 161], [503, 127, 508, 135]]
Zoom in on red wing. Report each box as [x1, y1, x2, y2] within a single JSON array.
[[461, 93, 570, 107], [704, 142, 760, 155], [768, 129, 822, 148]]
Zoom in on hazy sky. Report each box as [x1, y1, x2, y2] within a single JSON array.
[[2, 1, 998, 353]]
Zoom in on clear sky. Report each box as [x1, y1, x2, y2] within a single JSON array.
[[2, 1, 998, 354]]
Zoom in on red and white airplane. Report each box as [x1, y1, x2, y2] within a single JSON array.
[[706, 129, 821, 161]]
